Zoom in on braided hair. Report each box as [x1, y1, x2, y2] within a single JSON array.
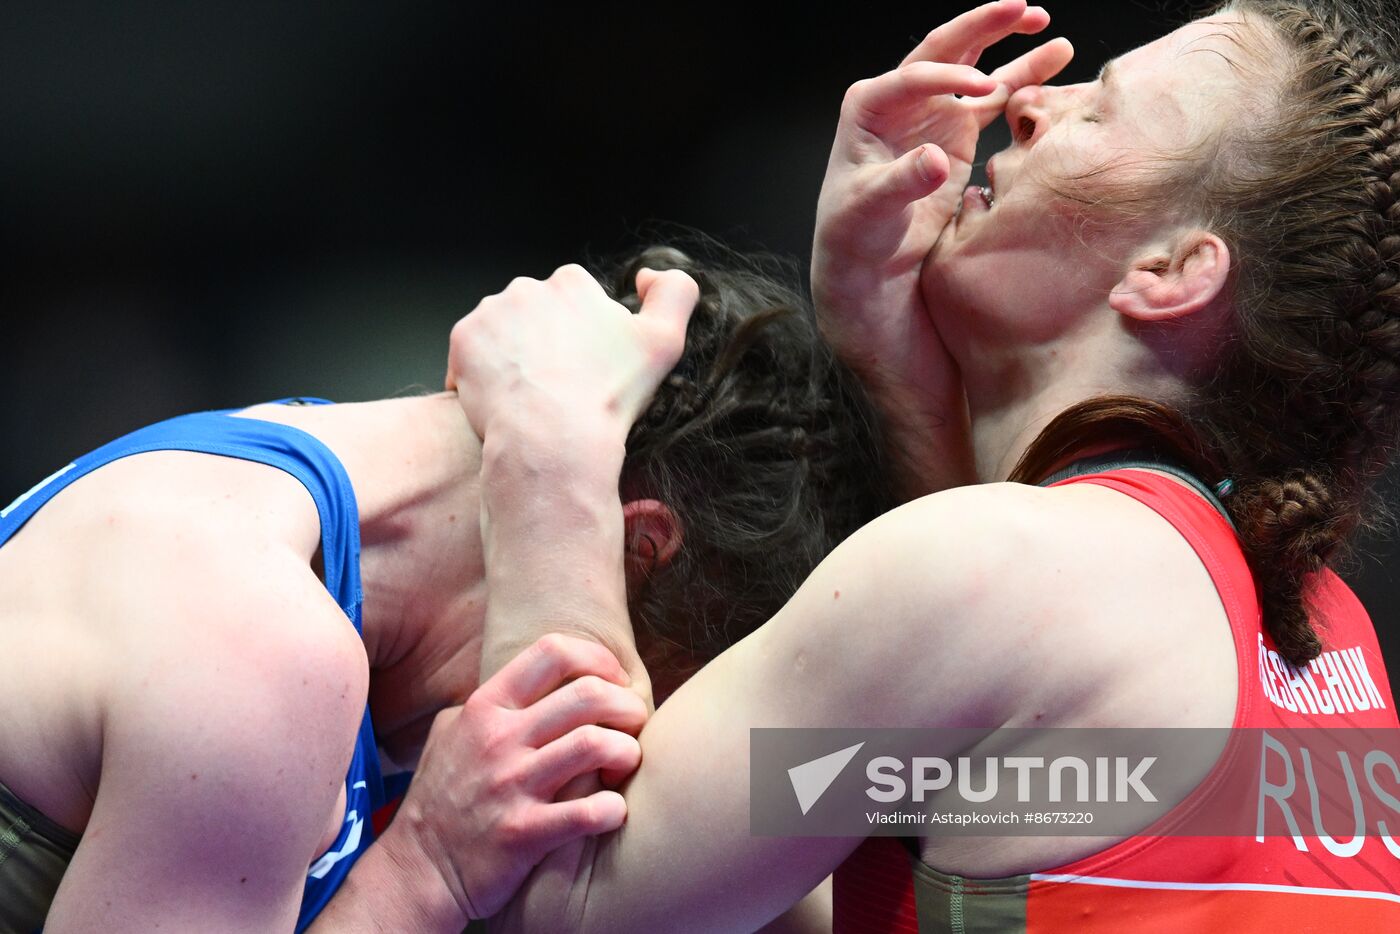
[[1014, 0, 1400, 664], [1200, 0, 1400, 662], [604, 243, 894, 670]]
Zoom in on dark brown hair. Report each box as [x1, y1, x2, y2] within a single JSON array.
[[1015, 0, 1400, 664], [606, 241, 894, 668]]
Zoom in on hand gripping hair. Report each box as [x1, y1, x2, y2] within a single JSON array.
[[606, 241, 895, 673]]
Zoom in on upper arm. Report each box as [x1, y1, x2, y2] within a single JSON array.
[[504, 485, 1061, 933], [44, 560, 368, 934]]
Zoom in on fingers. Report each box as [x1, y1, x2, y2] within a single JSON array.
[[901, 0, 1049, 69], [856, 144, 952, 218], [966, 37, 1075, 130], [519, 674, 650, 747], [548, 263, 612, 303], [529, 724, 643, 798], [989, 36, 1075, 97], [481, 633, 631, 710], [845, 62, 996, 129], [445, 313, 474, 391], [528, 790, 629, 853], [634, 267, 698, 340], [634, 266, 663, 298]]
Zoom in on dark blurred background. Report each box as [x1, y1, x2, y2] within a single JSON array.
[[3, 1, 1396, 681]]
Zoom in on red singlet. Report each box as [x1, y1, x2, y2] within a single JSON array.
[[833, 469, 1400, 932]]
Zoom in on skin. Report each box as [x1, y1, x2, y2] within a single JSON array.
[[0, 393, 660, 931], [447, 4, 1268, 932]]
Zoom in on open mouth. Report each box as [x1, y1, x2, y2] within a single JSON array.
[[955, 168, 996, 218], [962, 184, 994, 212]]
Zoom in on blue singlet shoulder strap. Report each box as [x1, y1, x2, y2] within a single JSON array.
[[0, 398, 364, 625]]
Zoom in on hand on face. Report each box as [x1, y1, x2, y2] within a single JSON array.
[[814, 1, 1073, 300], [810, 1, 1073, 487], [446, 264, 698, 448], [378, 634, 647, 924]]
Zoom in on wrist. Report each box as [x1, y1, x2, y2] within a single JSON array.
[[811, 276, 919, 359], [480, 419, 626, 489], [478, 433, 627, 554], [349, 820, 471, 931]]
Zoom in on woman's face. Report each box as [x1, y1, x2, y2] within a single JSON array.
[[922, 12, 1262, 350]]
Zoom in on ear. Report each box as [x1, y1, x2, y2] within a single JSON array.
[[1109, 231, 1230, 322], [622, 499, 683, 580]]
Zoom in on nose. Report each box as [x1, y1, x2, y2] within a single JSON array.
[[1005, 84, 1051, 146]]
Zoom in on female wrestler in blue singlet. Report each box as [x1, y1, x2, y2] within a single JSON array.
[[0, 245, 891, 932]]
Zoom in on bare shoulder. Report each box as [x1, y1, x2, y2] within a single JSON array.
[[0, 447, 357, 840], [92, 492, 371, 816], [784, 481, 1087, 644], [23, 444, 362, 717], [0, 446, 324, 592], [894, 479, 1235, 726], [89, 463, 372, 752], [101, 543, 370, 773]]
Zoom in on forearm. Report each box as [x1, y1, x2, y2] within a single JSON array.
[[844, 360, 973, 500], [307, 831, 466, 934], [813, 283, 974, 499], [476, 420, 646, 690]]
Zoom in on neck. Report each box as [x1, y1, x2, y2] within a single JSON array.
[[354, 396, 485, 671], [258, 394, 487, 762], [957, 320, 1180, 483]]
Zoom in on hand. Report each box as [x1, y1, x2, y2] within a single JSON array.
[[446, 264, 698, 446], [811, 0, 1073, 493], [378, 634, 648, 924]]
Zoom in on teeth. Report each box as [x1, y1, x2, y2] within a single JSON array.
[[980, 186, 995, 206]]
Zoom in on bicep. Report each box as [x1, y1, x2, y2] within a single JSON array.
[[46, 587, 366, 933], [47, 749, 317, 933]]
